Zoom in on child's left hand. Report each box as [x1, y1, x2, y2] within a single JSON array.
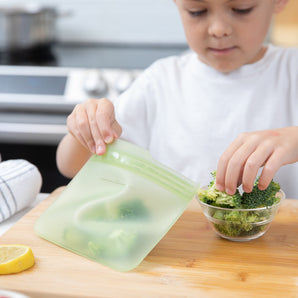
[[216, 127, 298, 195]]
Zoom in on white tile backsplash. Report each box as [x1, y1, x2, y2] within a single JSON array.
[[26, 0, 187, 44]]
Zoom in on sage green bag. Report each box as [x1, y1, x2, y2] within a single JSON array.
[[34, 139, 198, 272]]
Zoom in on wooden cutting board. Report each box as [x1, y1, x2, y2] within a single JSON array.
[[0, 187, 298, 298]]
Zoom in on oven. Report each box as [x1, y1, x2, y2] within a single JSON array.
[[0, 43, 188, 192]]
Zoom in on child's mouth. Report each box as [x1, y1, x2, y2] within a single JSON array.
[[208, 46, 237, 55]]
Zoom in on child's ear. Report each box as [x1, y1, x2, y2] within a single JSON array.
[[274, 0, 288, 13]]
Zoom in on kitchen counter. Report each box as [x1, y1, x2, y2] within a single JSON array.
[[0, 187, 297, 298]]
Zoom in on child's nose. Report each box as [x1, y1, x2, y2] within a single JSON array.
[[208, 16, 233, 38]]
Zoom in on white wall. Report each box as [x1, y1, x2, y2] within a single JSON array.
[[21, 0, 187, 44]]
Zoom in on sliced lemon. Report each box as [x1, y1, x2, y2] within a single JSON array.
[[0, 244, 35, 274]]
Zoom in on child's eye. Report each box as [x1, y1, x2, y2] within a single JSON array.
[[188, 9, 207, 17], [232, 7, 253, 15]]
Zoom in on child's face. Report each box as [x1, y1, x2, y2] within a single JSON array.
[[175, 0, 284, 72]]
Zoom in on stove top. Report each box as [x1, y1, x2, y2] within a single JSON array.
[[0, 45, 58, 67], [0, 42, 188, 146], [0, 42, 189, 69]]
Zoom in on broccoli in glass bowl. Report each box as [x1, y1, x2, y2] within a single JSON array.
[[196, 172, 285, 241]]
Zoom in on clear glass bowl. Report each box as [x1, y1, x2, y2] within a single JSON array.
[[196, 190, 285, 241]]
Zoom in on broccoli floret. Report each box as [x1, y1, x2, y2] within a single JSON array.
[[213, 222, 242, 237], [197, 171, 282, 239], [241, 179, 281, 208], [245, 212, 259, 223], [197, 171, 242, 208], [214, 191, 242, 209], [87, 229, 137, 259], [225, 210, 242, 223], [117, 199, 148, 220], [212, 210, 225, 220]]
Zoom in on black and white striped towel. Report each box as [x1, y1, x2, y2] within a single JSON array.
[[0, 159, 42, 223]]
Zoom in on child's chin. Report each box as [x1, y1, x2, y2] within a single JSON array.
[[213, 63, 242, 73], [199, 56, 243, 73]]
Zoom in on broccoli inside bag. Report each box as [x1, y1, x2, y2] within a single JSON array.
[[34, 139, 198, 272]]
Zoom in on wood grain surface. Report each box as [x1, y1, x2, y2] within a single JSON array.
[[0, 187, 297, 298]]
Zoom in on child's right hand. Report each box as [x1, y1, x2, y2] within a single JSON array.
[[215, 127, 298, 195], [67, 98, 122, 155]]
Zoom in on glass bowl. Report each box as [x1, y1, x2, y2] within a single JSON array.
[[196, 190, 285, 241]]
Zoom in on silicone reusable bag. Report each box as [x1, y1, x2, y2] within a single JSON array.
[[34, 139, 198, 272]]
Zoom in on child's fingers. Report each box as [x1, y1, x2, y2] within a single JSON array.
[[69, 101, 104, 154], [88, 117, 105, 155], [111, 119, 122, 138], [84, 99, 107, 154], [216, 135, 245, 192], [218, 127, 298, 195], [224, 141, 259, 194], [66, 97, 122, 156], [67, 106, 94, 153], [75, 116, 96, 154], [96, 98, 119, 143], [258, 150, 284, 190], [69, 124, 89, 152], [241, 144, 274, 192]]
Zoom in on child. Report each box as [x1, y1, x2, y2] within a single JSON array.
[[57, 0, 298, 198]]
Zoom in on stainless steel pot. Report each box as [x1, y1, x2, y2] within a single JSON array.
[[0, 3, 62, 51]]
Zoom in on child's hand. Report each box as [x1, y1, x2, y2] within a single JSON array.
[[67, 98, 122, 155], [216, 127, 298, 195]]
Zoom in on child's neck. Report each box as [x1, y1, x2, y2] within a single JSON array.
[[249, 46, 268, 65]]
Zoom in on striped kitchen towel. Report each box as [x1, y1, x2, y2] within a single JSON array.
[[0, 159, 42, 223]]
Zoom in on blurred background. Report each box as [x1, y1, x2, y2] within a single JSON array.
[[271, 0, 298, 47]]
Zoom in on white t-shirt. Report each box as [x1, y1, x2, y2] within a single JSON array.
[[114, 44, 298, 198]]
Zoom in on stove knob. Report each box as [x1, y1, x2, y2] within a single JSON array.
[[84, 70, 108, 98], [114, 72, 134, 94]]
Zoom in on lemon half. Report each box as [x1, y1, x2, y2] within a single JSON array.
[[0, 244, 35, 274]]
